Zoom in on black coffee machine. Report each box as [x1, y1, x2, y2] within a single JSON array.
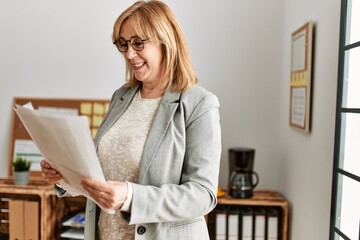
[[228, 147, 259, 198]]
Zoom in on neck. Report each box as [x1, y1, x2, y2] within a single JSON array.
[[141, 83, 167, 99]]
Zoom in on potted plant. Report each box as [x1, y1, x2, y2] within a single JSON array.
[[13, 157, 32, 185]]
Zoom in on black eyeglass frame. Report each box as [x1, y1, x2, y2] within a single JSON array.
[[113, 36, 150, 52]]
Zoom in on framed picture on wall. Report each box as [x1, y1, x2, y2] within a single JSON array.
[[289, 21, 313, 133]]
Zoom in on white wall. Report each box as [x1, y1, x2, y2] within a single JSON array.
[[171, 0, 284, 191], [0, 0, 283, 189], [278, 0, 341, 239], [0, 0, 129, 173], [0, 0, 341, 239]]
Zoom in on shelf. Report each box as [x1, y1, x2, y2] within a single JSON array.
[[218, 190, 288, 207], [0, 178, 86, 240], [212, 190, 289, 240], [0, 178, 58, 239]]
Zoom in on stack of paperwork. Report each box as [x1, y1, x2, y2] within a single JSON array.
[[14, 103, 114, 214]]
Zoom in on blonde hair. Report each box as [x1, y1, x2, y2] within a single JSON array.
[[113, 0, 198, 92]]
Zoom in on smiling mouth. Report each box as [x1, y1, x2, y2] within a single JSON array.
[[133, 62, 145, 71]]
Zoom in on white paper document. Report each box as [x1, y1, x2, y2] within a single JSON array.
[[14, 103, 115, 214], [60, 228, 84, 239]]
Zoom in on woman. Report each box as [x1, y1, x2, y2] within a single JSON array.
[[41, 1, 221, 239]]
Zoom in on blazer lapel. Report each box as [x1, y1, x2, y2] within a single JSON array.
[[138, 88, 181, 183], [94, 85, 140, 147]]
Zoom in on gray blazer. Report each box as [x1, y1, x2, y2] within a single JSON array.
[[85, 84, 222, 240]]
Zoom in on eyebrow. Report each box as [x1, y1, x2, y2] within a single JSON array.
[[118, 35, 140, 41]]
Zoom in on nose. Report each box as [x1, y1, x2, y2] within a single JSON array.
[[124, 44, 137, 60]]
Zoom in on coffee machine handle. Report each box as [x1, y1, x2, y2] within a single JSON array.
[[252, 171, 259, 188]]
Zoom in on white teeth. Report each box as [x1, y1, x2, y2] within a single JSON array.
[[133, 62, 144, 68]]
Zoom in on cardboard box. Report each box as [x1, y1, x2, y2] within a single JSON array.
[[8, 200, 39, 240], [9, 200, 24, 240], [24, 201, 39, 240]]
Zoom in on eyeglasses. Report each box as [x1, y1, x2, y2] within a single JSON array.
[[113, 36, 150, 52]]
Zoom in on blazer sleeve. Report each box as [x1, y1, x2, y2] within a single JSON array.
[[128, 91, 222, 224]]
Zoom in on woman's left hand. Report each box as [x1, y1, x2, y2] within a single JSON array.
[[81, 177, 128, 210]]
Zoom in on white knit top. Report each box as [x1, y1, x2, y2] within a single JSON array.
[[97, 90, 162, 240]]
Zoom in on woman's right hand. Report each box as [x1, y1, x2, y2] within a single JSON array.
[[40, 160, 62, 184]]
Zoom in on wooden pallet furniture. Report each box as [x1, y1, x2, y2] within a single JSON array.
[[0, 178, 58, 239], [0, 178, 86, 240], [211, 190, 289, 240]]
